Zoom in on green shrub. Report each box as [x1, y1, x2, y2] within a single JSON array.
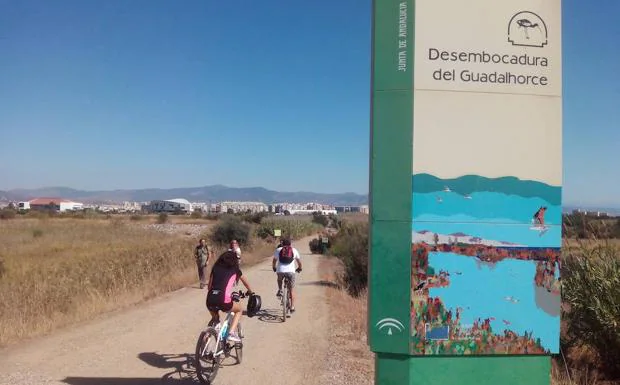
[[190, 211, 203, 219], [205, 213, 221, 221], [562, 213, 619, 240], [0, 209, 17, 220], [328, 221, 369, 297], [157, 213, 168, 224], [309, 238, 322, 254], [562, 241, 620, 377], [256, 218, 321, 240], [255, 226, 274, 240], [130, 214, 144, 221], [311, 212, 329, 227], [329, 214, 343, 230], [210, 215, 251, 247], [242, 211, 269, 224], [32, 229, 44, 238]]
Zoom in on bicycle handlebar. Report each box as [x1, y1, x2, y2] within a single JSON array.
[[231, 290, 254, 302]]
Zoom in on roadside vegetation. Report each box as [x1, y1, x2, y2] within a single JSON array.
[[563, 212, 620, 240], [314, 215, 620, 385], [0, 208, 327, 347]]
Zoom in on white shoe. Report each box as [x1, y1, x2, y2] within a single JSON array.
[[227, 332, 241, 343]]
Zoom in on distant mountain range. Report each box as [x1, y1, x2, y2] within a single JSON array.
[[0, 185, 369, 206]]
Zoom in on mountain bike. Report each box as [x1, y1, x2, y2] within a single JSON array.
[[194, 290, 247, 384]]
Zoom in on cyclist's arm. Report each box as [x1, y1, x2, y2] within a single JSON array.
[[272, 251, 278, 271], [295, 253, 302, 270], [239, 275, 253, 293]]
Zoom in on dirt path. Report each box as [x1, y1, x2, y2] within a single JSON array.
[[0, 237, 329, 385]]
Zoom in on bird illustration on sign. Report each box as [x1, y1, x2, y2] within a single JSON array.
[[508, 11, 548, 48]]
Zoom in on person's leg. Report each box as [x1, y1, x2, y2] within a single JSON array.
[[208, 309, 220, 326], [276, 272, 283, 296], [228, 303, 243, 342], [288, 272, 296, 311], [198, 263, 205, 288], [206, 291, 221, 326]]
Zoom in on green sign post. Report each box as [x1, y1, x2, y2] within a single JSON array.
[[369, 0, 563, 384]]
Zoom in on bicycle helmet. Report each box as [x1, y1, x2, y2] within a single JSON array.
[[246, 293, 262, 318]]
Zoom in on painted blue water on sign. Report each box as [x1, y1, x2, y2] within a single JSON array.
[[427, 252, 560, 353], [413, 191, 562, 225]]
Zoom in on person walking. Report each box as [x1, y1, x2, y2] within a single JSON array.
[[195, 238, 213, 289], [228, 239, 241, 259]]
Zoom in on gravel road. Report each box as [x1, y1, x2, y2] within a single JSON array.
[[0, 237, 328, 385]]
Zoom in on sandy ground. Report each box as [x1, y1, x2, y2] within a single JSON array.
[[0, 237, 329, 385]]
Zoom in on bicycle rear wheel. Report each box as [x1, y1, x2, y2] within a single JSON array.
[[195, 328, 222, 384], [281, 281, 288, 322]]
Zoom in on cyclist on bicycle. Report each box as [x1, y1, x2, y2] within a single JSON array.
[[206, 250, 253, 343], [272, 238, 302, 313]]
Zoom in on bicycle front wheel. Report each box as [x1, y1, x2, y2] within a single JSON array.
[[195, 328, 221, 384], [235, 322, 243, 364]]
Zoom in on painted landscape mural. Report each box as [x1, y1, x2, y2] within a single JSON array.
[[410, 173, 561, 355]]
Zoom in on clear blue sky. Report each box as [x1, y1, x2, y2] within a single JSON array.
[[0, 1, 618, 207]]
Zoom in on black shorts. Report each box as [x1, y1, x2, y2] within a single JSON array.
[[206, 289, 233, 312]]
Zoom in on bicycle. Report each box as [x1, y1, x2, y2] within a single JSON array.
[[194, 290, 248, 384], [278, 269, 300, 322], [279, 275, 293, 322]]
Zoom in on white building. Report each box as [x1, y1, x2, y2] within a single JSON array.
[[28, 198, 83, 212], [216, 201, 268, 213], [288, 209, 337, 215]]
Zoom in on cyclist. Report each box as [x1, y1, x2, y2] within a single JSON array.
[[206, 250, 253, 342], [272, 238, 302, 313], [533, 206, 547, 226]]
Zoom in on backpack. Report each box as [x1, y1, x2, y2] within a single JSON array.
[[278, 246, 295, 264], [246, 293, 262, 318]]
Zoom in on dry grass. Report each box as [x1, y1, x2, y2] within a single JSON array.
[[562, 237, 620, 249], [552, 363, 605, 385], [258, 216, 324, 240], [338, 213, 369, 223], [135, 214, 219, 225], [0, 216, 270, 348], [317, 256, 373, 385]]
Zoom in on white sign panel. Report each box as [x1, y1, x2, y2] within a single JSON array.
[[414, 0, 561, 97]]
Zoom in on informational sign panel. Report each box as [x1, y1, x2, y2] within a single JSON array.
[[410, 0, 562, 356], [369, 0, 562, 365]]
